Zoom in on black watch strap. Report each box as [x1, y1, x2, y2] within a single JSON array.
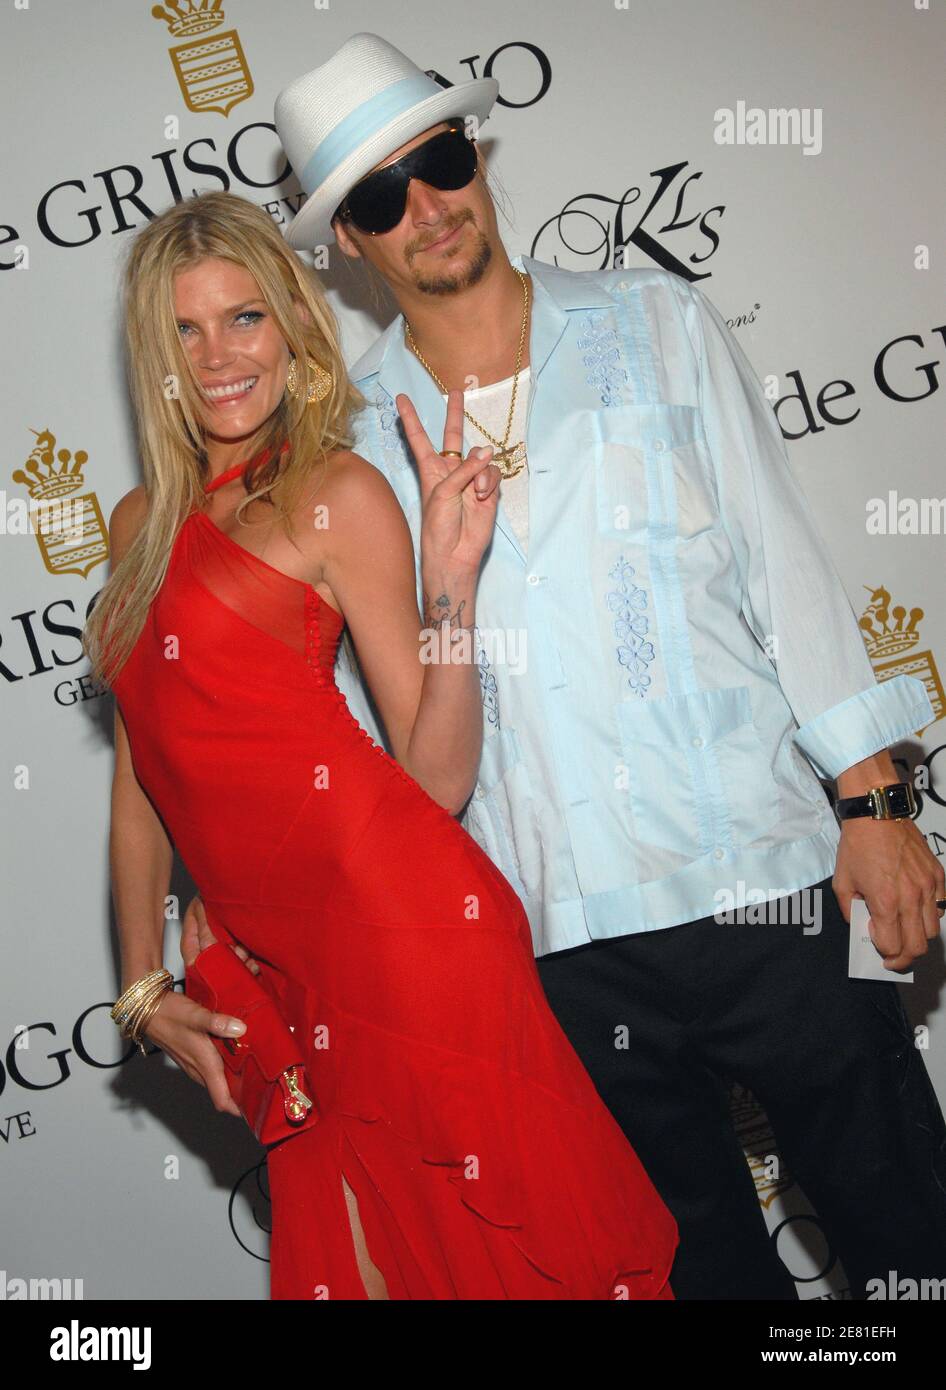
[[835, 782, 917, 822]]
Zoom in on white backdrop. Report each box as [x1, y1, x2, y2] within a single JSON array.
[[2, 0, 944, 1301]]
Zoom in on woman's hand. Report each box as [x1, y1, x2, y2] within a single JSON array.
[[181, 893, 260, 975], [135, 987, 244, 1119], [396, 388, 501, 574], [135, 895, 258, 1119]]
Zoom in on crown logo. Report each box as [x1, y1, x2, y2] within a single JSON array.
[[860, 583, 942, 728], [859, 585, 923, 660], [150, 0, 225, 39], [152, 1, 253, 117], [12, 429, 87, 501], [11, 429, 109, 579]]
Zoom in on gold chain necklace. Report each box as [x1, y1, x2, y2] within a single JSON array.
[[404, 267, 530, 479]]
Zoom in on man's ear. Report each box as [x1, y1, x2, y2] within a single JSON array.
[[332, 216, 363, 260]]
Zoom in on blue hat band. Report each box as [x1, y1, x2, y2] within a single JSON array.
[[299, 74, 445, 198]]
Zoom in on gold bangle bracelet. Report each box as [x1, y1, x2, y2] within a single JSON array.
[[111, 967, 171, 1018], [128, 985, 172, 1055], [121, 977, 170, 1031], [111, 968, 173, 1054], [122, 978, 169, 1034]]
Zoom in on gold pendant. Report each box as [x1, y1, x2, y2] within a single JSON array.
[[494, 441, 527, 479]]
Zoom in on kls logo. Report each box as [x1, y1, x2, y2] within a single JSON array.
[[533, 159, 724, 282]]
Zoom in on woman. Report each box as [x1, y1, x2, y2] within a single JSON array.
[[85, 189, 677, 1300]]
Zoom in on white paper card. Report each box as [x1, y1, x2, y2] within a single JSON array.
[[848, 897, 913, 982]]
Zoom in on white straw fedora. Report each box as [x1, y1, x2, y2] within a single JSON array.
[[274, 33, 499, 250]]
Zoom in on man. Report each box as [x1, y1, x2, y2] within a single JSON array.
[[268, 33, 946, 1298]]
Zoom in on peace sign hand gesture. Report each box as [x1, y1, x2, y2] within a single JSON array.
[[396, 388, 502, 574]]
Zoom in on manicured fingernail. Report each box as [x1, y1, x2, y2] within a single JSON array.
[[226, 1020, 246, 1034]]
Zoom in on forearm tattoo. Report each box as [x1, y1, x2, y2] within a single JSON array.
[[423, 589, 475, 631]]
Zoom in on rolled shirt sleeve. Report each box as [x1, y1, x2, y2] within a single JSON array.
[[687, 280, 934, 781]]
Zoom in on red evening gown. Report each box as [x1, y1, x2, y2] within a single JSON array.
[[111, 455, 678, 1300]]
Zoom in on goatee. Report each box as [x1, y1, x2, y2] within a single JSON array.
[[411, 221, 492, 297]]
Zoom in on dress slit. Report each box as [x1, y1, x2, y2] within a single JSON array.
[[341, 1167, 389, 1300]]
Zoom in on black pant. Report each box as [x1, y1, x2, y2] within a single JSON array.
[[535, 877, 946, 1299]]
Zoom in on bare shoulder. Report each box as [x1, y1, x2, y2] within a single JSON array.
[[108, 485, 149, 565], [320, 449, 400, 504], [304, 449, 408, 538]]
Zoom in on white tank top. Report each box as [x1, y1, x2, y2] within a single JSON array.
[[439, 367, 531, 555]]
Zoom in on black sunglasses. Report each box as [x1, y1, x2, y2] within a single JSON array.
[[334, 123, 478, 236]]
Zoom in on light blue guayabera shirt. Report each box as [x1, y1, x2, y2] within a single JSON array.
[[336, 254, 935, 957]]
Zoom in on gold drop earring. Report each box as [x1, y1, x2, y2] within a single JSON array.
[[286, 354, 333, 403]]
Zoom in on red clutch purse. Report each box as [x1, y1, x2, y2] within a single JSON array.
[[184, 940, 319, 1146]]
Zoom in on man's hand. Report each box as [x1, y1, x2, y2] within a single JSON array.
[[833, 817, 945, 971], [181, 893, 260, 975], [832, 749, 944, 971]]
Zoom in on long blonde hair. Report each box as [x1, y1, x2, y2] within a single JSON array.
[[83, 190, 366, 687]]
